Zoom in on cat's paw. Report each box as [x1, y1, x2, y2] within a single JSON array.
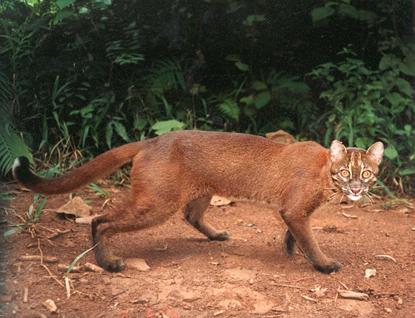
[[209, 230, 230, 241], [99, 257, 125, 272], [313, 260, 341, 274]]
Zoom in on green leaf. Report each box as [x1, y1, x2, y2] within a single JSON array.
[[395, 78, 413, 97], [105, 123, 113, 148], [385, 92, 403, 107], [235, 62, 249, 72], [79, 7, 90, 14], [239, 95, 254, 105], [218, 99, 240, 121], [252, 81, 267, 91], [384, 145, 398, 160], [88, 183, 109, 197], [254, 91, 271, 109], [243, 15, 266, 26], [113, 121, 129, 142], [379, 54, 400, 70], [56, 0, 75, 9], [399, 167, 415, 176], [151, 120, 186, 136], [311, 6, 335, 23], [399, 57, 415, 76], [133, 117, 147, 131], [66, 244, 98, 275], [338, 4, 358, 19], [53, 9, 74, 24]]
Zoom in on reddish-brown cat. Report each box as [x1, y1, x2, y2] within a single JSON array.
[[13, 130, 384, 273]]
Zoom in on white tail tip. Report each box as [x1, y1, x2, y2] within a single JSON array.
[[12, 157, 21, 171]]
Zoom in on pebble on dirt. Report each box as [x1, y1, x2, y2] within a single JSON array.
[[42, 299, 58, 313], [364, 268, 377, 278]]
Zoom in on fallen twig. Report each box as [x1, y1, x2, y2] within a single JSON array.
[[57, 264, 82, 273], [374, 254, 397, 263], [338, 289, 369, 301], [19, 255, 58, 263], [47, 229, 71, 240], [302, 295, 317, 303], [342, 212, 358, 219], [270, 283, 308, 290], [23, 287, 28, 303], [65, 276, 71, 299], [37, 239, 64, 288], [83, 262, 104, 273]]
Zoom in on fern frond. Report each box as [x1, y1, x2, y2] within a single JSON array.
[[145, 58, 186, 93]]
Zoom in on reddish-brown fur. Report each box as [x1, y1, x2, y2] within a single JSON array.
[[13, 130, 382, 273]]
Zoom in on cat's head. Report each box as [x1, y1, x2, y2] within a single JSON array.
[[330, 140, 384, 201]]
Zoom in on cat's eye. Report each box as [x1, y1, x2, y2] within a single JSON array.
[[362, 170, 372, 179], [340, 170, 350, 178]]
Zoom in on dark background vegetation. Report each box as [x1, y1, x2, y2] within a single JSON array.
[[0, 0, 414, 193]]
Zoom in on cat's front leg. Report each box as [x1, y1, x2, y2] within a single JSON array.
[[280, 210, 341, 274]]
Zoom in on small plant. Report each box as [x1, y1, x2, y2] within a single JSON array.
[[88, 183, 109, 198], [26, 194, 48, 224]]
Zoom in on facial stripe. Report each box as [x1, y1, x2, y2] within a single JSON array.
[[350, 151, 361, 180]]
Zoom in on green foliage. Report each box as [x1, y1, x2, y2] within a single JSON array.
[[88, 183, 109, 197], [26, 193, 47, 224], [151, 120, 186, 136], [311, 1, 377, 24]]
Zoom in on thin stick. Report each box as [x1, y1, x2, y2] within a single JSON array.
[[48, 229, 70, 240], [270, 283, 308, 290], [37, 239, 64, 288], [65, 276, 71, 299], [23, 287, 28, 303]]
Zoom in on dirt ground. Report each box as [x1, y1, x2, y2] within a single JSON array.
[[1, 184, 415, 318]]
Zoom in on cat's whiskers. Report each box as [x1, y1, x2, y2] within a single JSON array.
[[364, 193, 374, 205], [328, 192, 338, 201], [338, 193, 345, 204]]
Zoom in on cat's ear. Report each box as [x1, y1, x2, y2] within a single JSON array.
[[366, 142, 384, 165], [330, 140, 347, 162]]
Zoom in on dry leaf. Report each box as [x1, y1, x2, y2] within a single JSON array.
[[310, 285, 328, 298], [55, 196, 91, 218]]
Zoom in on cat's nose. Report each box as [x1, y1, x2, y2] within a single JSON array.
[[351, 187, 361, 194]]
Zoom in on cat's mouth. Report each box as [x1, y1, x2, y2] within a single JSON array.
[[347, 193, 362, 201]]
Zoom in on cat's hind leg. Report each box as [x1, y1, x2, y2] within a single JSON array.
[[92, 199, 176, 272], [184, 196, 229, 241], [283, 229, 296, 256]]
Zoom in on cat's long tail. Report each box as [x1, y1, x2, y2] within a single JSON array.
[[13, 141, 145, 194]]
